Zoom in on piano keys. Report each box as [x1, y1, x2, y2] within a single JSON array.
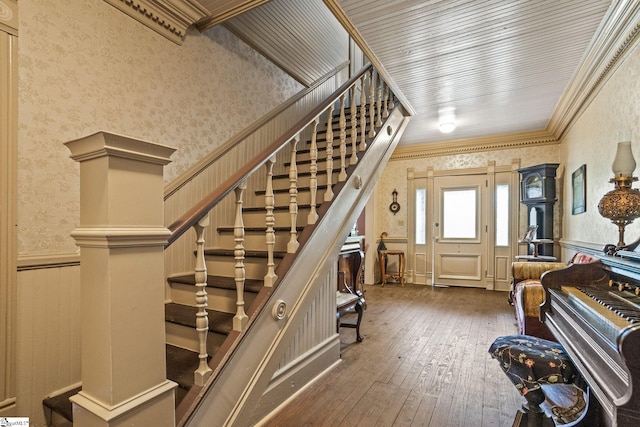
[[540, 260, 640, 427]]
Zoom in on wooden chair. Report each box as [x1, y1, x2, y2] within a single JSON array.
[[337, 241, 365, 342]]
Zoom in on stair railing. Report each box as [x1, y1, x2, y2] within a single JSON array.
[[165, 63, 395, 385]]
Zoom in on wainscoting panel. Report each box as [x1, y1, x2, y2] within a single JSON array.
[[252, 261, 340, 422], [16, 264, 81, 426]]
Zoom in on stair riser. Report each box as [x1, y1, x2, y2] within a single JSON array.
[[294, 147, 359, 165], [272, 191, 314, 206], [241, 209, 313, 228], [165, 322, 225, 355], [216, 231, 292, 252], [169, 281, 258, 313], [205, 257, 271, 280], [270, 173, 336, 190], [49, 411, 72, 427]]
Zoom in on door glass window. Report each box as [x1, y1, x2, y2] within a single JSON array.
[[442, 189, 477, 239], [416, 188, 426, 244], [496, 184, 509, 246]]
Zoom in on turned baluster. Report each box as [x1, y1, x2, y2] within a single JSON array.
[[233, 181, 248, 330], [376, 71, 383, 128], [382, 80, 389, 119], [264, 156, 277, 287], [288, 134, 300, 253], [350, 85, 358, 165], [387, 86, 394, 111], [324, 105, 335, 202], [307, 118, 319, 225], [338, 93, 347, 182], [359, 74, 367, 151], [368, 69, 376, 139], [193, 215, 213, 386]]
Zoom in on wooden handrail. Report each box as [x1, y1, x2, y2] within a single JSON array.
[[166, 63, 373, 246]]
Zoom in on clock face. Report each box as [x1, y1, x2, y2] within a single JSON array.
[[524, 175, 543, 199]]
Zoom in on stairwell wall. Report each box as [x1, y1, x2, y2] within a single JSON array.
[[14, 0, 303, 424]]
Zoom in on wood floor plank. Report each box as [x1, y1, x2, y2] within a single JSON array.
[[260, 284, 523, 426]]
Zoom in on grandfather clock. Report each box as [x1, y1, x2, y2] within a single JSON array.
[[518, 163, 559, 257]]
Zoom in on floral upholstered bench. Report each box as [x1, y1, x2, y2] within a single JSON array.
[[489, 335, 587, 425]]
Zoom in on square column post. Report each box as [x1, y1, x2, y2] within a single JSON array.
[[65, 132, 177, 427]]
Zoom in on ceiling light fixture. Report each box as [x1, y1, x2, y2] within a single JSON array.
[[439, 122, 456, 133], [438, 107, 456, 134]]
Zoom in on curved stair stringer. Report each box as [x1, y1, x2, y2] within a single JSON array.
[[183, 108, 410, 427]]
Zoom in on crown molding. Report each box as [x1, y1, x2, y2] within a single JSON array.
[[391, 130, 558, 161], [104, 0, 209, 44], [548, 0, 640, 139]]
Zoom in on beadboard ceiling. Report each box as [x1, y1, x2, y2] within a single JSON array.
[[110, 1, 620, 146], [218, 0, 614, 146], [328, 0, 614, 145]]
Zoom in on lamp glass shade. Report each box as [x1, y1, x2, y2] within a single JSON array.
[[612, 141, 636, 177]]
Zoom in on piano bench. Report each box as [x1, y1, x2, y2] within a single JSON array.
[[489, 335, 587, 425], [336, 291, 364, 342]]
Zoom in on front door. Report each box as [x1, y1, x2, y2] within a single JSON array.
[[433, 174, 487, 287]]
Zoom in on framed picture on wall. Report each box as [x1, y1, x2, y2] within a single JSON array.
[[572, 164, 586, 215]]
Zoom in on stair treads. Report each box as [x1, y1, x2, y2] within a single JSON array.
[[43, 386, 80, 422], [204, 248, 287, 259], [41, 343, 202, 421], [168, 274, 263, 293], [255, 185, 328, 195], [216, 226, 303, 233], [284, 156, 350, 167], [166, 344, 207, 390], [244, 204, 319, 213], [165, 302, 233, 335]]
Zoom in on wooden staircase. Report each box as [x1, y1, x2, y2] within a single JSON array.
[[167, 110, 366, 406], [44, 65, 408, 426]]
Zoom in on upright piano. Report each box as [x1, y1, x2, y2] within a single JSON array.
[[540, 256, 640, 426]]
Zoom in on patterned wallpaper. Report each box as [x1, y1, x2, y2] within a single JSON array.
[[17, 0, 302, 256], [561, 41, 640, 247]]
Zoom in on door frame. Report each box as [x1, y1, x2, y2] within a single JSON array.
[[407, 160, 520, 290]]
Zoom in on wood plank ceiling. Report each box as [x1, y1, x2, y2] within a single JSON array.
[[329, 0, 614, 145], [222, 0, 350, 86], [126, 0, 614, 146], [216, 0, 613, 146]]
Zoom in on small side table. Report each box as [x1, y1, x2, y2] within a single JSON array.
[[379, 250, 405, 286], [516, 239, 556, 262]]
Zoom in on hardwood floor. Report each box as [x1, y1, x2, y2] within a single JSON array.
[[260, 283, 523, 427]]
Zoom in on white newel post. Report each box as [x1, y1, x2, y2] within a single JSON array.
[[65, 132, 177, 427]]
